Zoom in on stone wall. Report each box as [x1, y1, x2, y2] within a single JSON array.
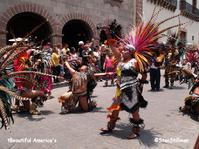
[[0, 0, 135, 46]]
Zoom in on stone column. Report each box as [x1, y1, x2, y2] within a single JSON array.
[[51, 33, 63, 46], [51, 24, 63, 46]]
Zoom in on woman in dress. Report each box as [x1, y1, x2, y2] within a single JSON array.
[[100, 41, 147, 139]]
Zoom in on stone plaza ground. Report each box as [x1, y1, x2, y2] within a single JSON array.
[[0, 75, 198, 149]]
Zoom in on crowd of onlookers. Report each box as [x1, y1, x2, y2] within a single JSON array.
[[25, 40, 117, 86], [12, 39, 199, 90]]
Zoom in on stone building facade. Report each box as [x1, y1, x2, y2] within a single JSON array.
[[0, 0, 143, 47], [143, 0, 199, 45]]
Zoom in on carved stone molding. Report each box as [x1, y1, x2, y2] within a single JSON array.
[[104, 0, 123, 7], [147, 0, 177, 12]]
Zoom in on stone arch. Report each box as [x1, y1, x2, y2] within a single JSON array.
[[60, 12, 97, 40], [0, 2, 57, 46]]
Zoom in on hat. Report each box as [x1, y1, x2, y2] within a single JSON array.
[[101, 44, 105, 47], [78, 41, 84, 45]]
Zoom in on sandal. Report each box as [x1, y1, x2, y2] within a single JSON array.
[[30, 110, 41, 115], [60, 106, 69, 114], [127, 132, 139, 139], [100, 128, 113, 135]]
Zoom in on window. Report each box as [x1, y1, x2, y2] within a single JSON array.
[[179, 31, 187, 43], [192, 35, 194, 41], [193, 0, 197, 7]]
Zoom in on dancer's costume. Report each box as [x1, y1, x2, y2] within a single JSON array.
[[179, 49, 199, 118], [185, 49, 199, 76], [180, 78, 199, 118], [59, 66, 97, 113], [13, 51, 48, 114], [0, 43, 58, 129], [59, 71, 87, 113], [100, 9, 185, 138], [164, 48, 180, 88]]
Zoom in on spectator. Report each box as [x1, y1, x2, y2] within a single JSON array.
[[78, 41, 84, 57], [61, 43, 70, 59], [51, 48, 61, 83], [103, 50, 115, 86], [100, 44, 107, 72]]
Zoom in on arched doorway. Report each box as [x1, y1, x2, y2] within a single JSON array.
[[62, 19, 93, 48], [6, 12, 52, 45]]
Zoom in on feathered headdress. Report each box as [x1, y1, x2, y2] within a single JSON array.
[[105, 8, 186, 72], [0, 21, 62, 129], [0, 44, 31, 129], [124, 14, 187, 71], [185, 48, 198, 65]]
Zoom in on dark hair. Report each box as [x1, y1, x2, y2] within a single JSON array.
[[70, 47, 76, 53]]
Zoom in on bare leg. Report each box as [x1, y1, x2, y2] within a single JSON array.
[[127, 111, 144, 139], [132, 111, 140, 120], [104, 74, 108, 86], [79, 96, 89, 112], [100, 110, 120, 134], [111, 74, 114, 85], [194, 135, 199, 149], [20, 90, 44, 115]]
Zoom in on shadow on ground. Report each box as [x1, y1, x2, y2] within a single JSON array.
[[14, 112, 46, 121], [165, 86, 186, 90], [91, 107, 107, 113], [13, 110, 55, 121], [59, 106, 107, 115], [100, 122, 161, 148], [39, 110, 55, 115]]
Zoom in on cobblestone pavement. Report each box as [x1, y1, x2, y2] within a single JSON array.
[[0, 75, 198, 149]]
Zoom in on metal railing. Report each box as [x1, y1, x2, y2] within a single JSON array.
[[148, 0, 177, 11], [164, 0, 177, 7], [180, 0, 199, 16]]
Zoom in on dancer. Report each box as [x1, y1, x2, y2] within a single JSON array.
[[59, 61, 97, 114], [100, 8, 185, 139], [103, 49, 116, 86], [100, 39, 148, 139], [0, 42, 61, 130], [163, 37, 180, 89], [179, 75, 199, 119]]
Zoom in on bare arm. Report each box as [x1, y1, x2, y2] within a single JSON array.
[[65, 61, 76, 76]]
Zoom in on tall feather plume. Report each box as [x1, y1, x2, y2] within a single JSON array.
[[0, 45, 17, 57], [0, 86, 30, 101], [7, 71, 64, 79], [0, 20, 47, 70], [123, 9, 186, 72], [0, 20, 48, 130], [0, 45, 18, 67], [0, 99, 9, 129], [7, 71, 64, 90], [1, 47, 28, 70]]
